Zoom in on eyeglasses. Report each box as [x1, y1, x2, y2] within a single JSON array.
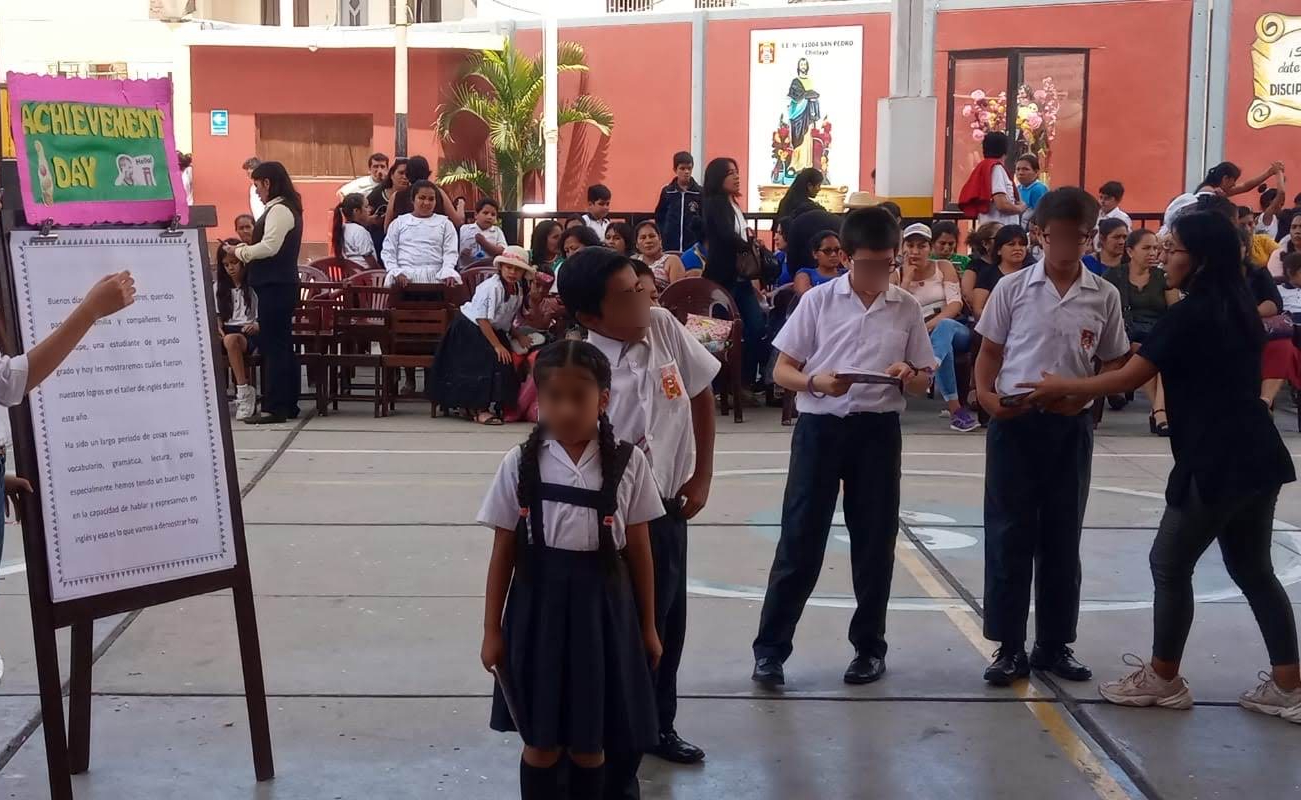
[[1041, 231, 1092, 245], [818, 247, 842, 255]]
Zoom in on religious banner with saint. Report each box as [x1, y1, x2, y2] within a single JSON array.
[[747, 26, 862, 212]]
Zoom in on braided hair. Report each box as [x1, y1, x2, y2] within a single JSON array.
[[516, 339, 622, 575]]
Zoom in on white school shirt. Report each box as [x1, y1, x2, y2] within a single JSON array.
[[461, 274, 524, 331], [215, 284, 258, 327], [1099, 206, 1132, 229], [583, 214, 611, 239], [458, 223, 508, 267], [1279, 283, 1301, 315], [0, 355, 27, 450], [477, 439, 666, 550], [342, 221, 376, 268], [975, 258, 1129, 400], [249, 185, 266, 220], [381, 213, 461, 286], [773, 276, 937, 417], [978, 164, 1021, 227], [1257, 214, 1280, 240], [588, 306, 719, 498]]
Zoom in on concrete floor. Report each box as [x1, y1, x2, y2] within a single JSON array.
[[1, 393, 1299, 799]]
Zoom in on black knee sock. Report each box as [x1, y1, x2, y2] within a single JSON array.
[[568, 762, 606, 800], [520, 757, 561, 800]]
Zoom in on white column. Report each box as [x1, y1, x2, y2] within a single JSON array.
[[875, 0, 937, 214], [542, 15, 559, 212], [172, 41, 193, 153], [394, 11, 409, 156], [1204, 0, 1232, 169], [690, 10, 705, 170], [279, 0, 294, 27], [1184, 0, 1210, 189]]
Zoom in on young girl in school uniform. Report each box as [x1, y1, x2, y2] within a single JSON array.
[[214, 238, 260, 421], [479, 339, 663, 799], [330, 193, 379, 270]]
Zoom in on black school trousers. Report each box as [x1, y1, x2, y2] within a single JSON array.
[[753, 411, 902, 662], [253, 282, 300, 420], [983, 411, 1092, 648]]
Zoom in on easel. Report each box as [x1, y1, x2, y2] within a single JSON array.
[[0, 203, 274, 800]]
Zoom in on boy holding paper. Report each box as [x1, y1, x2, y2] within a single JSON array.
[[752, 207, 935, 688], [974, 187, 1129, 687]]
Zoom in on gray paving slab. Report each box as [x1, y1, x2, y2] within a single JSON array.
[[244, 524, 939, 600], [0, 696, 1108, 800], [1079, 704, 1301, 798], [0, 594, 126, 696]]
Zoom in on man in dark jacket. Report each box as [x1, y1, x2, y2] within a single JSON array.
[[654, 151, 703, 252]]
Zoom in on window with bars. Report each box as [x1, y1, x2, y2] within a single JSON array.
[[261, 0, 309, 25], [607, 0, 654, 11], [341, 0, 367, 25], [256, 114, 374, 179], [391, 0, 441, 22]]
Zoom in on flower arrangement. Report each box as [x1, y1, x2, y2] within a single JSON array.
[[769, 117, 835, 185], [1015, 77, 1063, 172], [960, 89, 1008, 143]]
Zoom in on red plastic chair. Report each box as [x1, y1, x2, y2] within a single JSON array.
[[309, 256, 369, 283], [343, 269, 392, 312], [460, 265, 497, 294], [659, 276, 746, 423]]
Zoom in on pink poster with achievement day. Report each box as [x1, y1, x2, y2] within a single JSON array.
[[5, 73, 189, 226]]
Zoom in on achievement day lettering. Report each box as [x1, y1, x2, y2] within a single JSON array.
[[18, 102, 165, 189]]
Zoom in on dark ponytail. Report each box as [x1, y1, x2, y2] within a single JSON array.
[[214, 237, 250, 323], [513, 421, 548, 578], [332, 193, 366, 258], [593, 411, 622, 575]]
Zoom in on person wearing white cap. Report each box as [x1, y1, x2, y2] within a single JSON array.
[[427, 246, 536, 425], [895, 223, 977, 432]]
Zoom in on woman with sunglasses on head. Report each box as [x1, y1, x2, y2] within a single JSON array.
[[1020, 211, 1299, 722]]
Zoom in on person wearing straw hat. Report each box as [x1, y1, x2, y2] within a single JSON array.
[[428, 246, 536, 425]]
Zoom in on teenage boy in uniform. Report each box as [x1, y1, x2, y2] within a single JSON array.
[[557, 247, 719, 793], [583, 184, 613, 239], [974, 187, 1129, 686], [654, 152, 703, 252], [752, 207, 936, 687]]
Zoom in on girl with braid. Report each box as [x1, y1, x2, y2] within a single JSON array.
[[478, 340, 664, 799]]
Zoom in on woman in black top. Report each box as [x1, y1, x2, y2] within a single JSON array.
[[775, 167, 824, 221], [1022, 211, 1299, 718], [701, 157, 765, 388], [970, 224, 1026, 320], [367, 157, 408, 262], [234, 161, 303, 424]]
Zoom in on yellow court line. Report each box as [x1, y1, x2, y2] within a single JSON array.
[[894, 545, 1134, 800]]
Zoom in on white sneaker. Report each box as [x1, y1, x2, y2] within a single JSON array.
[[1239, 672, 1301, 723], [1097, 654, 1193, 709], [235, 385, 256, 420]]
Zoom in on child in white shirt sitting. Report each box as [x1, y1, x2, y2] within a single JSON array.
[[458, 198, 508, 268], [381, 180, 461, 288]]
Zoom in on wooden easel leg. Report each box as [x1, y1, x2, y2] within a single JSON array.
[[67, 622, 93, 774], [32, 624, 74, 800], [231, 575, 275, 781]]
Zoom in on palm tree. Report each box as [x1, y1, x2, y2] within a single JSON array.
[[435, 40, 614, 210]]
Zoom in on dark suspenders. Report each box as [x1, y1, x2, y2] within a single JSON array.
[[520, 442, 636, 550]]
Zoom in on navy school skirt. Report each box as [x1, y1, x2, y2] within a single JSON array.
[[427, 312, 520, 412], [490, 547, 659, 754]]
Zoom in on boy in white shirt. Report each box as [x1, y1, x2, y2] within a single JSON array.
[[1097, 180, 1133, 229], [381, 180, 461, 288], [974, 187, 1129, 687], [457, 197, 508, 268], [978, 132, 1024, 227], [752, 207, 936, 689], [557, 246, 719, 780], [582, 184, 612, 239]]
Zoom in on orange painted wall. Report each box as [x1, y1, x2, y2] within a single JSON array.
[[934, 0, 1194, 213], [1224, 1, 1301, 193], [703, 11, 892, 211]]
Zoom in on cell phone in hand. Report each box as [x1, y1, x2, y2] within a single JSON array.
[[999, 391, 1033, 407], [834, 370, 902, 388]]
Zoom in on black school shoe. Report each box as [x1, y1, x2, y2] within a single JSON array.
[[843, 654, 886, 685], [1030, 644, 1093, 681], [650, 730, 705, 764], [244, 413, 287, 425], [751, 657, 784, 687], [983, 646, 1030, 686]]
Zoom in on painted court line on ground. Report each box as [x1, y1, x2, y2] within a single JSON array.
[[240, 447, 1216, 458]]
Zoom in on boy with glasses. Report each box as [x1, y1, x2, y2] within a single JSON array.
[[752, 207, 936, 688], [974, 187, 1129, 686]]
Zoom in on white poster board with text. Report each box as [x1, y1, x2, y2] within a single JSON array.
[[8, 229, 235, 602]]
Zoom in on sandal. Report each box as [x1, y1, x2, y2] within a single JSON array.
[[475, 411, 504, 426], [1150, 409, 1170, 437]]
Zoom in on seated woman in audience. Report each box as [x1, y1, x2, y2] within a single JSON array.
[[429, 246, 534, 425], [631, 220, 686, 291], [215, 239, 260, 421], [960, 221, 1002, 308], [553, 226, 603, 291], [331, 193, 379, 270], [1249, 233, 1300, 411], [792, 230, 846, 294], [1083, 217, 1129, 275], [604, 221, 636, 257], [971, 224, 1029, 321], [931, 220, 968, 272], [772, 218, 791, 285], [1104, 229, 1181, 434], [529, 220, 564, 275], [1266, 214, 1300, 278], [895, 223, 975, 432]]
